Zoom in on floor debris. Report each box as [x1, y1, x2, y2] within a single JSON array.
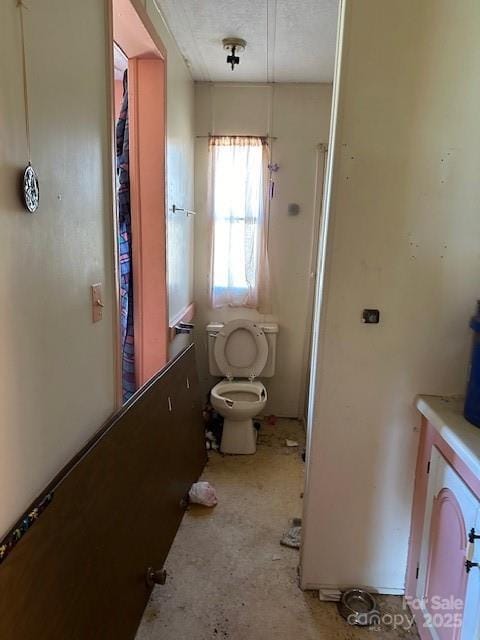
[[285, 439, 299, 447], [203, 397, 223, 450], [136, 419, 419, 640], [318, 588, 342, 602], [280, 518, 302, 549], [188, 481, 218, 507]]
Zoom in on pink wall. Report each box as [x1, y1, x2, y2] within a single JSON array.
[[128, 57, 168, 384], [113, 0, 168, 390]]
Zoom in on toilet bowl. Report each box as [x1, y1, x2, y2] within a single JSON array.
[[207, 318, 278, 455], [210, 380, 267, 454]]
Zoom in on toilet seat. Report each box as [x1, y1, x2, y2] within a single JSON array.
[[211, 380, 267, 410], [214, 319, 268, 380]]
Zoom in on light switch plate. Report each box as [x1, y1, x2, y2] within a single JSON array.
[[91, 283, 104, 323]]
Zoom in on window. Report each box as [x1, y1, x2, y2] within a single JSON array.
[[209, 136, 270, 310]]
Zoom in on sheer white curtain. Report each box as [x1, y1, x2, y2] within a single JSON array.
[[208, 136, 271, 311]]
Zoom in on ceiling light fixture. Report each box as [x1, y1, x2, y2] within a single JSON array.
[[222, 37, 246, 71]]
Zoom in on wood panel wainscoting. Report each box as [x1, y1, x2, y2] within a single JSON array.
[[0, 344, 207, 640]]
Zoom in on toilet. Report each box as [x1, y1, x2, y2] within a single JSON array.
[[207, 319, 278, 454]]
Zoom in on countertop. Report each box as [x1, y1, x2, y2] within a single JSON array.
[[416, 395, 480, 479]]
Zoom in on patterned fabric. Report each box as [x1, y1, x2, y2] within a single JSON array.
[[116, 73, 136, 402]]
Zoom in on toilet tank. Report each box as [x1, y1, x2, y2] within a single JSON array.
[[207, 321, 278, 378]]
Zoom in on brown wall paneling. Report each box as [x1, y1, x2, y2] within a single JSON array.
[[0, 344, 206, 640]]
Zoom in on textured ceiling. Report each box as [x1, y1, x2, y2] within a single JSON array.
[[154, 0, 339, 83]]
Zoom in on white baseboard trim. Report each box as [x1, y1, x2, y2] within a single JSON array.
[[301, 582, 405, 597]]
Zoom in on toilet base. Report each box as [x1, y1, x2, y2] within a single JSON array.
[[220, 418, 257, 455]]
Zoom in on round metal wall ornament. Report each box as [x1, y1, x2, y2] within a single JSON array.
[[22, 163, 40, 213]]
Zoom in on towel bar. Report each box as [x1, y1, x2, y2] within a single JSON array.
[[172, 204, 197, 216]]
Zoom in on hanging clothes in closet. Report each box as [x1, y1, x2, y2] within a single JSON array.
[[116, 71, 136, 402]]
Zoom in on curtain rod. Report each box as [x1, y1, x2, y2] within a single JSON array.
[[196, 134, 278, 140]]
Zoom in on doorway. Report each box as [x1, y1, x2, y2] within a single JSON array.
[[111, 0, 168, 404]]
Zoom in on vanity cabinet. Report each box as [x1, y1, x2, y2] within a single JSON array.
[[407, 396, 480, 640]]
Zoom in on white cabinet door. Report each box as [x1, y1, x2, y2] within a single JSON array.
[[462, 506, 480, 639], [416, 447, 480, 639]]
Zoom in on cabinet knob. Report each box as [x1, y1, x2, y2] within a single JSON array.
[[465, 560, 479, 574], [146, 567, 167, 587], [469, 527, 480, 543], [466, 528, 480, 573]]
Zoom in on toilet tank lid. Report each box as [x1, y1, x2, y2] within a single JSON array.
[[207, 321, 278, 334]]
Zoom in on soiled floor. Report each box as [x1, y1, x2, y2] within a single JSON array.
[[136, 419, 419, 640]]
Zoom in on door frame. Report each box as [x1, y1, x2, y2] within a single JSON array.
[[108, 0, 169, 406], [299, 0, 346, 588], [298, 142, 328, 422]]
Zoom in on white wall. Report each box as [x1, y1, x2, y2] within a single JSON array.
[[146, 0, 195, 359], [0, 0, 115, 538], [302, 0, 480, 592], [194, 83, 332, 417], [0, 0, 195, 538]]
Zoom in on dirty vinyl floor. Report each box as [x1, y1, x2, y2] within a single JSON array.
[[136, 419, 419, 640]]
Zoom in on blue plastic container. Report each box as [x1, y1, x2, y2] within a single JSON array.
[[464, 301, 480, 428]]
